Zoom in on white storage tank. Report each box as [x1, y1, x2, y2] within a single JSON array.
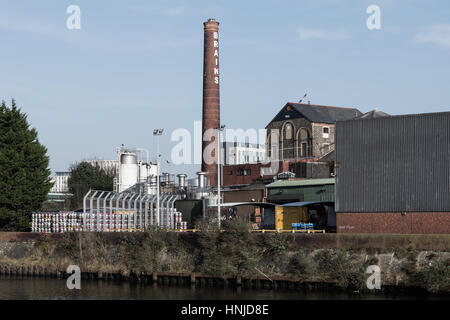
[[138, 161, 148, 183], [120, 152, 138, 192]]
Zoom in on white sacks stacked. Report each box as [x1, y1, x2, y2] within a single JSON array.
[[31, 212, 83, 233]]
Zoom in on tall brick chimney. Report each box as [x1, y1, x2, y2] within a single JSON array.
[[201, 18, 220, 186]]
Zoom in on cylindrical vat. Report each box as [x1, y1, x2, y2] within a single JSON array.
[[138, 161, 148, 183], [120, 152, 138, 192], [177, 174, 187, 188], [197, 171, 207, 189]]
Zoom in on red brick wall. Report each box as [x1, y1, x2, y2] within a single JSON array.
[[337, 212, 450, 234], [222, 161, 290, 186]]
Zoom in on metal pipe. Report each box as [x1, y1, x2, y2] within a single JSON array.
[[109, 193, 118, 232], [83, 189, 92, 231], [217, 125, 225, 229], [166, 195, 174, 229], [139, 194, 148, 231], [145, 195, 154, 229], [102, 192, 112, 232], [96, 191, 105, 232], [169, 195, 178, 229], [128, 194, 137, 231], [89, 191, 99, 232], [134, 194, 142, 231], [150, 195, 158, 227], [115, 193, 125, 232], [121, 193, 131, 232], [159, 194, 169, 228]]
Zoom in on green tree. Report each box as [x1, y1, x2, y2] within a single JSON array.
[[0, 99, 52, 231], [68, 162, 115, 210]]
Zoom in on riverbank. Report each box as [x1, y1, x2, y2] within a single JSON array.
[[0, 222, 449, 295]]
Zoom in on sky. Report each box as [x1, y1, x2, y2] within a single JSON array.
[[0, 0, 449, 178]]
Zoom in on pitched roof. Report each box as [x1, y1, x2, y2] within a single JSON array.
[[266, 178, 335, 188], [357, 108, 390, 119], [267, 103, 362, 127]]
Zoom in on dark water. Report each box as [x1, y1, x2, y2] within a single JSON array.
[[0, 276, 441, 300]]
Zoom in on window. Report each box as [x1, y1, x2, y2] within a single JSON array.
[[228, 170, 233, 175], [301, 142, 307, 157], [244, 169, 251, 176], [237, 168, 244, 176], [284, 123, 293, 140], [323, 127, 330, 138], [297, 128, 311, 158]]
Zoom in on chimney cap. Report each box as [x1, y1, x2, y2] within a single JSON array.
[[204, 18, 219, 25]]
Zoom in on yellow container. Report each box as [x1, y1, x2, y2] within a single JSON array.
[[275, 206, 309, 230]]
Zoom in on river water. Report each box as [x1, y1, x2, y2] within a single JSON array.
[[0, 276, 440, 300]]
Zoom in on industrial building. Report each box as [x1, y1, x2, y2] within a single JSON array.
[[266, 178, 334, 205], [335, 111, 450, 234], [221, 141, 265, 165], [265, 102, 362, 160], [222, 102, 361, 187], [49, 172, 70, 194]]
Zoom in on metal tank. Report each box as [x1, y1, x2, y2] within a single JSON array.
[[177, 174, 187, 188], [138, 161, 149, 183], [120, 152, 138, 192], [190, 171, 210, 200]]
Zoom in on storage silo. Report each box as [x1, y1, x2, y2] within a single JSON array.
[[120, 152, 138, 192]]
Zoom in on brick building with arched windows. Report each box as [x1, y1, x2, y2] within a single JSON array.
[[265, 102, 362, 160]]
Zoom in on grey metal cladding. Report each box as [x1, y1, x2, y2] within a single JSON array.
[[335, 112, 450, 212]]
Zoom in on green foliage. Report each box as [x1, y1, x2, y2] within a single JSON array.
[[287, 251, 313, 279], [0, 100, 52, 231], [68, 161, 115, 209], [407, 257, 450, 293], [262, 233, 288, 256], [196, 219, 260, 277], [313, 249, 366, 289]]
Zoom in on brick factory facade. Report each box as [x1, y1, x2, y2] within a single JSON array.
[[222, 101, 360, 187], [265, 102, 361, 160]]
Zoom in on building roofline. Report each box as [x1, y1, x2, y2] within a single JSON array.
[[286, 102, 360, 111], [337, 110, 450, 123], [265, 102, 361, 128]]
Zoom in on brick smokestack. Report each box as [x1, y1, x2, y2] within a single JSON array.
[[201, 18, 220, 186]]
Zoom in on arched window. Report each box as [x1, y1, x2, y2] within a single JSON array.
[[297, 128, 311, 158], [284, 123, 293, 140]]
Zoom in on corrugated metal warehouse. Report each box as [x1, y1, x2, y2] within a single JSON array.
[[335, 111, 450, 234]]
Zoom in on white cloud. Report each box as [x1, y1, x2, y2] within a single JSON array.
[[297, 27, 350, 41], [414, 24, 450, 48]]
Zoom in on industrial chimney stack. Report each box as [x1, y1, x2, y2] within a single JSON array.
[[201, 18, 220, 186]]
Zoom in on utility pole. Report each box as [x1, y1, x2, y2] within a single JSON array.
[[153, 128, 164, 227], [217, 124, 225, 229]]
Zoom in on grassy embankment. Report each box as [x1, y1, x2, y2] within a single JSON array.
[[0, 220, 449, 294]]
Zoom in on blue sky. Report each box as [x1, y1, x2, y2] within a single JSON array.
[[1, 0, 449, 178]]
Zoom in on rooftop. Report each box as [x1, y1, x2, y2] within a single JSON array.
[[266, 178, 335, 188], [267, 102, 362, 126]]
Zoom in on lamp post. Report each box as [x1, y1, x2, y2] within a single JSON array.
[[217, 124, 225, 229], [153, 128, 164, 227]]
